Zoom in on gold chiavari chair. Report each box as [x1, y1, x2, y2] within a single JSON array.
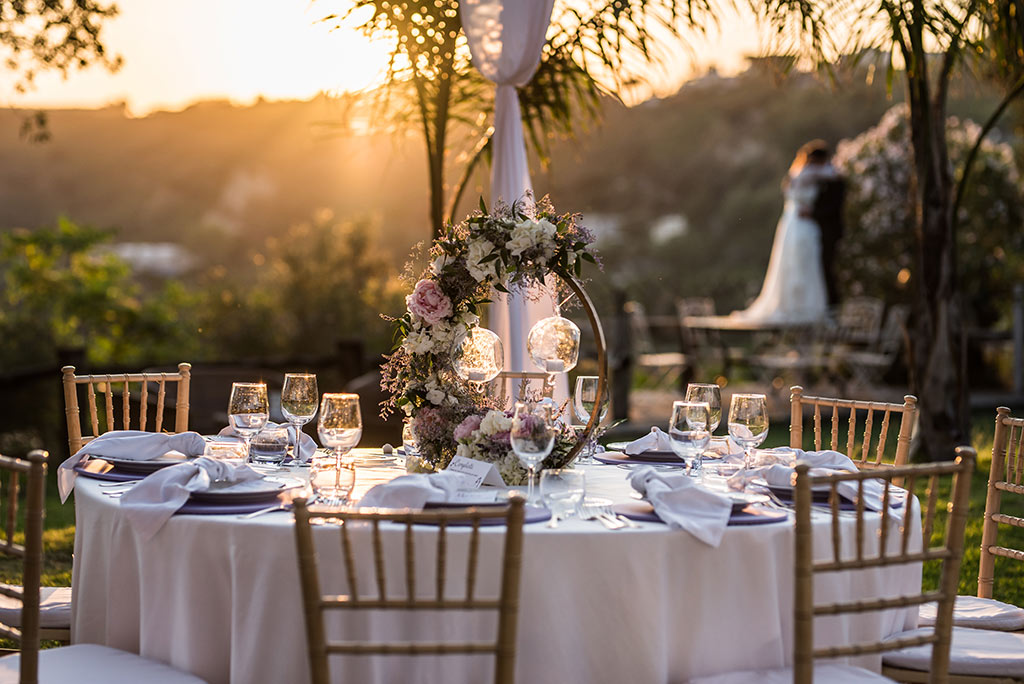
[[917, 407, 1024, 634], [790, 386, 917, 481], [0, 450, 207, 683], [690, 448, 976, 684], [293, 497, 526, 684], [61, 362, 192, 455]]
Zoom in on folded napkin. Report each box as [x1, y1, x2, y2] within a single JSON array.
[[120, 457, 263, 540], [729, 449, 891, 511], [217, 421, 317, 461], [628, 466, 733, 547], [58, 430, 207, 503], [358, 472, 474, 510], [624, 427, 674, 455]]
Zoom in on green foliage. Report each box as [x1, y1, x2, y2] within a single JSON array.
[[835, 104, 1024, 327], [0, 219, 201, 371]]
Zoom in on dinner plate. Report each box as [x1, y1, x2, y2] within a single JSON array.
[[188, 477, 304, 505], [594, 453, 687, 467], [92, 452, 194, 475], [73, 462, 141, 482], [612, 500, 787, 526], [605, 442, 724, 462]]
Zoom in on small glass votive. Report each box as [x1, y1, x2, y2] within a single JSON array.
[[203, 440, 247, 466], [540, 469, 586, 520], [750, 447, 796, 468], [250, 425, 290, 466], [310, 456, 356, 506]]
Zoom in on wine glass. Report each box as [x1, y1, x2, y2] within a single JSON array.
[[540, 469, 586, 527], [316, 393, 362, 503], [728, 393, 770, 472], [685, 383, 722, 433], [668, 401, 712, 477], [281, 373, 318, 460], [510, 402, 557, 505], [573, 376, 608, 465], [228, 382, 269, 460]]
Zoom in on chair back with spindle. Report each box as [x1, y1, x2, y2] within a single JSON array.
[[789, 386, 917, 480], [491, 371, 554, 406], [293, 497, 526, 684], [978, 407, 1024, 600], [0, 450, 47, 684], [61, 363, 192, 454], [793, 447, 975, 684]]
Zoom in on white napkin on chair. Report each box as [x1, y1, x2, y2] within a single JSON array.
[[624, 427, 674, 455], [120, 457, 263, 540], [627, 466, 733, 547], [358, 472, 475, 510], [57, 430, 207, 502], [729, 449, 892, 511], [217, 422, 317, 461]]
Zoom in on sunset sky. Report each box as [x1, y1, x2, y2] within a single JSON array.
[[7, 0, 765, 116]]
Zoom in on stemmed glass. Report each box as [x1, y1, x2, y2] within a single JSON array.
[[668, 401, 712, 477], [728, 393, 770, 472], [315, 393, 362, 504], [573, 376, 608, 465], [228, 382, 269, 460], [281, 373, 318, 460], [540, 469, 586, 528], [510, 402, 557, 505], [685, 383, 722, 434]]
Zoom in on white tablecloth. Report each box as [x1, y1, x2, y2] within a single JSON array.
[[71, 456, 922, 684]]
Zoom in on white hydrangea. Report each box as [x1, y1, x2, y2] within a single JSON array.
[[506, 220, 538, 256], [479, 409, 512, 436], [466, 238, 497, 282]]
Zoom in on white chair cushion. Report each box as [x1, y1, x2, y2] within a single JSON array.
[[0, 584, 72, 629], [688, 664, 893, 683], [919, 595, 1024, 631], [0, 644, 207, 684], [883, 626, 1024, 677]]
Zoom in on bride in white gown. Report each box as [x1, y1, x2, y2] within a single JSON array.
[[731, 145, 833, 324]]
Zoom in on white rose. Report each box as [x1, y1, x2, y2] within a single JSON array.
[[479, 409, 512, 436], [466, 239, 497, 282], [426, 388, 446, 405]]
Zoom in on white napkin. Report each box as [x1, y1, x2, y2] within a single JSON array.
[[217, 422, 317, 461], [120, 457, 263, 540], [58, 430, 207, 502], [730, 449, 892, 511], [627, 466, 733, 547], [624, 427, 674, 455], [358, 472, 475, 510]]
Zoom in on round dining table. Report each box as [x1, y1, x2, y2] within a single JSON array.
[[70, 450, 922, 684]]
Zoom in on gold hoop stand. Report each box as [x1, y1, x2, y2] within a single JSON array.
[[559, 272, 608, 463]]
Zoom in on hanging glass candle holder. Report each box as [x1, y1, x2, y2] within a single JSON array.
[[451, 327, 504, 384], [527, 316, 581, 374]]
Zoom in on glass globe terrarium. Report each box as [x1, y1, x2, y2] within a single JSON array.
[[527, 316, 581, 374], [451, 327, 504, 384]]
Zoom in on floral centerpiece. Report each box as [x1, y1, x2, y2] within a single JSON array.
[[381, 196, 598, 484]]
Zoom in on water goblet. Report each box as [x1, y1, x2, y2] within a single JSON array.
[[668, 401, 712, 477], [685, 383, 722, 433], [317, 392, 362, 472], [281, 373, 318, 458], [309, 457, 356, 508], [228, 382, 269, 460], [540, 469, 586, 527], [249, 424, 290, 467], [510, 402, 556, 505], [573, 375, 608, 465], [728, 393, 770, 472]]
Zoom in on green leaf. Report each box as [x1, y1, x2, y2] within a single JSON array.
[[581, 252, 597, 264], [494, 282, 509, 294], [479, 197, 488, 214]]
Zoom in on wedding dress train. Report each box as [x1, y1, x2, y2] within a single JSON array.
[[731, 166, 830, 324]]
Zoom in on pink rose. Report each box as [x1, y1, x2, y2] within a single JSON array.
[[454, 414, 483, 441], [406, 279, 452, 326]]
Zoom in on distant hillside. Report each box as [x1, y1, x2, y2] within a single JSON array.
[[0, 65, 1011, 314]]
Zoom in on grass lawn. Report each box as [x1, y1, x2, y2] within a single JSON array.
[[2, 409, 1021, 612]]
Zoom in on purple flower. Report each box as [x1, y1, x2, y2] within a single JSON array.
[[406, 279, 453, 326], [490, 430, 511, 447], [454, 414, 483, 441]]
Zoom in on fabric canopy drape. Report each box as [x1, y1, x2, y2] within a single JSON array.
[[460, 0, 567, 399]]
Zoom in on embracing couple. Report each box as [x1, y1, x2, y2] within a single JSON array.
[[731, 140, 846, 324]]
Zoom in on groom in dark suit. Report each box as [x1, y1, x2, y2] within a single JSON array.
[[807, 144, 846, 307]]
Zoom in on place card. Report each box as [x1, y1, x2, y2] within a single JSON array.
[[446, 455, 506, 488], [449, 489, 501, 505]]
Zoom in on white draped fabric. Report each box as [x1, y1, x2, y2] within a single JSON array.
[[460, 0, 567, 397], [71, 459, 922, 684]]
